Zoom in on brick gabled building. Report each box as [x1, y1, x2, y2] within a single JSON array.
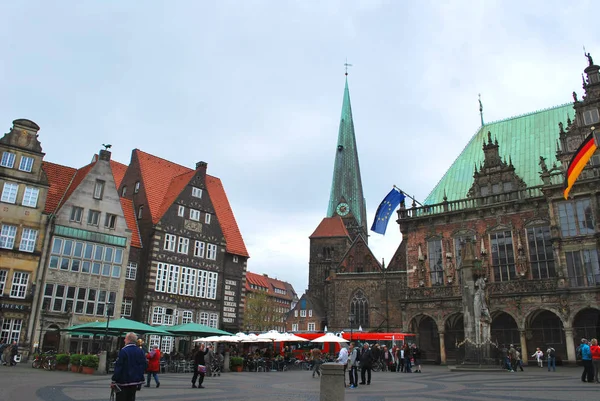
[[34, 148, 137, 353], [0, 119, 49, 355], [244, 271, 297, 332], [119, 149, 248, 352]]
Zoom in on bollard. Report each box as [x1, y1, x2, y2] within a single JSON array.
[[224, 351, 230, 372], [98, 351, 107, 375], [320, 362, 345, 401]]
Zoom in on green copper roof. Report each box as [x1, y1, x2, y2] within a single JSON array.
[[327, 77, 367, 232], [425, 103, 575, 205]]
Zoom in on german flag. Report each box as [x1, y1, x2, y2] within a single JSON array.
[[563, 132, 598, 199]]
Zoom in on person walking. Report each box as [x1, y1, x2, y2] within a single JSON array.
[[411, 344, 422, 373], [310, 348, 323, 378], [348, 343, 359, 389], [397, 345, 405, 373], [508, 344, 518, 372], [111, 332, 147, 401], [359, 343, 373, 385], [191, 344, 210, 388], [590, 339, 600, 382], [531, 347, 544, 367], [546, 345, 556, 372], [144, 345, 161, 388], [403, 344, 412, 373], [580, 338, 594, 383], [336, 344, 349, 387], [8, 341, 18, 366]]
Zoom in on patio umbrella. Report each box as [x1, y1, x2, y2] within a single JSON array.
[[194, 334, 242, 343], [310, 333, 349, 343], [280, 333, 310, 342], [64, 318, 173, 336], [168, 322, 231, 337]]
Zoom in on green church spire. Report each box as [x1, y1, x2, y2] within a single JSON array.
[[326, 76, 367, 241]]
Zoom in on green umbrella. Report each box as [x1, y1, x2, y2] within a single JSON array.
[[62, 321, 103, 333], [65, 318, 173, 336], [167, 322, 231, 337]]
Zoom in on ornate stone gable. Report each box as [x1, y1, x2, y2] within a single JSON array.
[[467, 132, 527, 199], [338, 235, 381, 274]]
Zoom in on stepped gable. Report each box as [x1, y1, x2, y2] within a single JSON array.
[[41, 161, 77, 214], [120, 197, 142, 248], [135, 149, 249, 257], [425, 103, 574, 204], [309, 216, 350, 239]]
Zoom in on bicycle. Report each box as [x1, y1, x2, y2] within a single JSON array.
[[32, 350, 57, 370]]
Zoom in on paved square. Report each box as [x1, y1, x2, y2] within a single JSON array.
[[1, 363, 599, 401]]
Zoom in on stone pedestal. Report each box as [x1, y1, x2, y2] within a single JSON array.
[[320, 363, 345, 401], [98, 351, 107, 375]]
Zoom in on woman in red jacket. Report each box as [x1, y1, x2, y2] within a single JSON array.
[[145, 345, 161, 388], [590, 338, 600, 383]]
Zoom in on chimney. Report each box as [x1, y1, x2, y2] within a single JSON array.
[[196, 161, 207, 175], [99, 149, 112, 161]]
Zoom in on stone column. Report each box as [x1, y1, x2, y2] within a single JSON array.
[[320, 363, 345, 401], [439, 331, 446, 365], [519, 330, 528, 366], [98, 351, 107, 375], [564, 327, 576, 365], [224, 351, 230, 372]]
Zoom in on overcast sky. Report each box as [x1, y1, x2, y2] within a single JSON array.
[[1, 1, 597, 295]]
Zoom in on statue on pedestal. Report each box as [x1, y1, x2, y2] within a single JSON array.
[[473, 276, 491, 346]]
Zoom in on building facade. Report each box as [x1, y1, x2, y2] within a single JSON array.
[[33, 149, 135, 353], [119, 150, 249, 353], [244, 271, 297, 332], [0, 119, 49, 355], [305, 59, 600, 365]]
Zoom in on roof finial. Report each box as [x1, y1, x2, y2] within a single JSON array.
[[344, 58, 353, 76], [584, 46, 594, 66], [478, 93, 484, 126]]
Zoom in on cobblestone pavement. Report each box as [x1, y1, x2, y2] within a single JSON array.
[[1, 363, 599, 401]]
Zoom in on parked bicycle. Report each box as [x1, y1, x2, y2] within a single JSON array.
[[32, 350, 57, 370]]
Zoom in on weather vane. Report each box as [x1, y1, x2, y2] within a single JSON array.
[[102, 144, 112, 150], [344, 59, 353, 76]]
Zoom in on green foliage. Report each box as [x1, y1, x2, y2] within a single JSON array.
[[242, 290, 286, 332], [80, 355, 99, 369], [69, 354, 82, 366], [230, 356, 244, 367], [56, 354, 70, 365]]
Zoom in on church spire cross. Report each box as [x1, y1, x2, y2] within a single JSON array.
[[344, 59, 353, 76]]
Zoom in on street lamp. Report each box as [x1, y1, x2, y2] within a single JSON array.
[[105, 302, 115, 374], [348, 312, 355, 342]]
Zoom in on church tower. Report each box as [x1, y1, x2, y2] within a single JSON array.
[[326, 75, 368, 242]]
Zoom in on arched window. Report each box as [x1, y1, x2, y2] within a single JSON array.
[[350, 290, 369, 328]]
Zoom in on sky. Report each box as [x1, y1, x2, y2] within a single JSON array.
[[0, 1, 598, 296]]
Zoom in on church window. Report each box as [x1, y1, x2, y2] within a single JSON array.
[[427, 239, 444, 286], [526, 226, 555, 279], [566, 249, 600, 287], [558, 199, 595, 237], [350, 290, 369, 328], [582, 109, 600, 126], [490, 231, 516, 282]]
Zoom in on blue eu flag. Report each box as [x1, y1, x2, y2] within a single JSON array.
[[370, 188, 406, 235]]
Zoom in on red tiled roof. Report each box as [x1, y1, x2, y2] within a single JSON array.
[[59, 162, 96, 210], [120, 197, 142, 248], [135, 149, 249, 257], [245, 271, 296, 301], [309, 217, 350, 239], [111, 160, 128, 189], [206, 176, 249, 257], [41, 161, 77, 214], [156, 170, 196, 222]]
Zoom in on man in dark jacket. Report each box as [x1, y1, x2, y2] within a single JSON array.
[[192, 343, 210, 388], [111, 332, 147, 401], [359, 343, 373, 385]]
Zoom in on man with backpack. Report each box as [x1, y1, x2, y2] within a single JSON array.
[[546, 346, 556, 372]]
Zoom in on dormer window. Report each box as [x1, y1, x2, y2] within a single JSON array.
[[0, 152, 15, 168], [18, 156, 34, 172], [582, 109, 600, 126], [134, 181, 140, 193], [137, 205, 143, 219], [122, 186, 127, 197]]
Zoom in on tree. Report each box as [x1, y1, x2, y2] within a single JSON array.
[[243, 290, 286, 332]]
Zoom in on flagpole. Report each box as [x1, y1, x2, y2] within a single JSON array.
[[393, 185, 423, 207]]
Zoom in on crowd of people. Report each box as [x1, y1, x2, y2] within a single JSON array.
[[0, 340, 19, 366]]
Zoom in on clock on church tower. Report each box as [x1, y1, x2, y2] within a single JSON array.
[[336, 202, 350, 216]]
